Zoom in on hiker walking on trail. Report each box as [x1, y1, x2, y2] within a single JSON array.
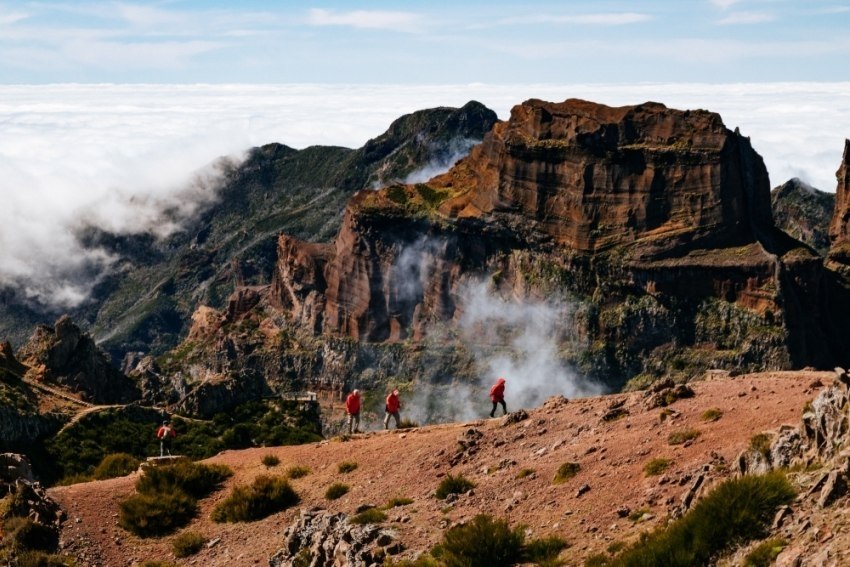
[[489, 377, 507, 418], [345, 389, 361, 434], [384, 389, 401, 429], [156, 420, 176, 456]]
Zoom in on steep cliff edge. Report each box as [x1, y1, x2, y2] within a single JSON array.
[[772, 177, 834, 255]]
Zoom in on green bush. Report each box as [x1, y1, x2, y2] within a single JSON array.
[[516, 468, 535, 479], [584, 553, 611, 567], [211, 475, 299, 522], [384, 555, 441, 567], [16, 552, 76, 567], [608, 472, 795, 566], [286, 465, 311, 479], [172, 530, 206, 558], [523, 535, 569, 566], [553, 462, 580, 484], [667, 428, 700, 445], [261, 454, 280, 468], [119, 490, 198, 537], [441, 515, 525, 567], [337, 461, 358, 474], [3, 516, 58, 552], [325, 483, 349, 500], [750, 433, 773, 459], [135, 461, 232, 499], [700, 408, 723, 422], [386, 496, 413, 508], [644, 458, 672, 476], [93, 453, 140, 480], [350, 508, 387, 525], [435, 474, 476, 500], [139, 562, 177, 567], [744, 538, 788, 567]]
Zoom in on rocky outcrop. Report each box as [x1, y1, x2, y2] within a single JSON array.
[[16, 315, 139, 404], [772, 178, 834, 255], [269, 507, 401, 567], [828, 139, 850, 261]]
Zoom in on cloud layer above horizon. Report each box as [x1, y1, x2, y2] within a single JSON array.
[[1, 82, 849, 307]]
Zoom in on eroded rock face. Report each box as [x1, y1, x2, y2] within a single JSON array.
[[828, 139, 850, 260], [16, 315, 139, 404]]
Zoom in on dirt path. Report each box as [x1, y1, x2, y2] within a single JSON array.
[[49, 371, 826, 566]]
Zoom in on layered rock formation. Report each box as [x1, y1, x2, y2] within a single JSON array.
[[828, 139, 850, 262], [771, 178, 834, 255], [17, 315, 138, 404], [263, 98, 829, 387]]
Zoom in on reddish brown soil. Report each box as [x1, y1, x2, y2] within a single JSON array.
[[49, 371, 827, 566]]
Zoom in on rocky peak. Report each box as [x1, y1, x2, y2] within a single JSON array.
[[17, 315, 139, 404], [436, 98, 773, 256], [0, 340, 26, 381], [771, 177, 834, 255], [828, 139, 850, 261]]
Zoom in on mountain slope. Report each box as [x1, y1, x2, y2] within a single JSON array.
[[771, 177, 834, 255]]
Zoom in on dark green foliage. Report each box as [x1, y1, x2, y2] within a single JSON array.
[[139, 562, 177, 567], [172, 531, 206, 558], [386, 185, 409, 204], [16, 551, 76, 567], [337, 461, 358, 473], [750, 433, 773, 459], [261, 454, 280, 468], [286, 465, 311, 479], [93, 453, 140, 480], [667, 428, 700, 445], [744, 538, 787, 567], [435, 474, 476, 500], [135, 462, 232, 499], [701, 408, 723, 422], [585, 553, 611, 567], [516, 468, 535, 479], [386, 496, 413, 508], [608, 472, 795, 566], [350, 508, 387, 525], [384, 555, 441, 567], [211, 475, 299, 522], [415, 184, 450, 207], [2, 517, 58, 552], [325, 483, 349, 500], [440, 514, 525, 567], [643, 458, 672, 476], [553, 462, 581, 483], [119, 490, 197, 538], [523, 535, 569, 566]]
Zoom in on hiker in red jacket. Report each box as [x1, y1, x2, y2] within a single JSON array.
[[383, 389, 401, 429], [345, 389, 362, 434], [489, 377, 507, 418], [156, 420, 176, 456]]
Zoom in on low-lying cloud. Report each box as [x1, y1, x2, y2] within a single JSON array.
[[2, 83, 848, 309]]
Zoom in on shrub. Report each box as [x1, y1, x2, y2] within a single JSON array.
[[441, 514, 525, 567], [3, 516, 59, 552], [516, 468, 535, 479], [119, 490, 197, 537], [261, 454, 280, 468], [139, 562, 177, 567], [584, 553, 611, 566], [744, 538, 788, 567], [386, 497, 413, 508], [212, 475, 299, 522], [750, 433, 773, 459], [172, 531, 206, 558], [644, 458, 672, 476], [93, 453, 140, 480], [435, 474, 476, 500], [337, 461, 358, 474], [398, 418, 420, 429], [523, 535, 569, 566], [628, 508, 651, 522], [350, 508, 387, 525], [553, 462, 580, 484], [384, 555, 441, 567], [325, 483, 349, 500], [667, 428, 700, 445], [16, 552, 76, 567], [700, 408, 723, 422], [136, 461, 232, 499], [286, 465, 311, 479], [608, 472, 795, 566]]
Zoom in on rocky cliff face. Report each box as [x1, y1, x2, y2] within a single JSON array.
[[829, 139, 850, 262], [17, 315, 138, 404], [772, 178, 834, 255], [262, 99, 827, 387]]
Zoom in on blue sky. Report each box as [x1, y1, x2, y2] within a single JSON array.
[[1, 0, 849, 83]]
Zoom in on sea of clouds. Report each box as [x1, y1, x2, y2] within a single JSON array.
[[2, 82, 849, 308]]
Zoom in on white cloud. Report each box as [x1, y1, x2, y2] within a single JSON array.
[[498, 12, 651, 26], [307, 8, 423, 32], [0, 9, 29, 25], [1, 83, 848, 308], [710, 0, 744, 9], [717, 11, 775, 24]]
